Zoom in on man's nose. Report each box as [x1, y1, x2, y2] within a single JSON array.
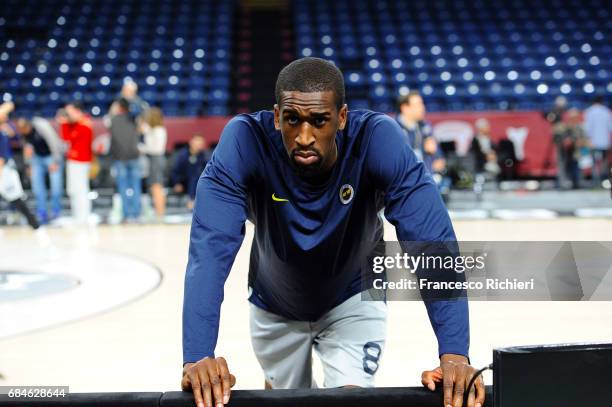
[[296, 122, 315, 147]]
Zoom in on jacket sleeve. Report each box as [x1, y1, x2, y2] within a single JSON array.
[[365, 114, 470, 358], [182, 117, 257, 363], [0, 133, 9, 162], [32, 117, 65, 162]]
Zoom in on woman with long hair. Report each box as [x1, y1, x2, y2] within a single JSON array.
[[139, 107, 167, 219]]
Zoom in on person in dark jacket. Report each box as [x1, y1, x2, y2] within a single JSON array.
[[0, 102, 41, 231], [109, 98, 141, 221], [470, 118, 500, 178], [171, 134, 209, 210], [16, 117, 65, 223]]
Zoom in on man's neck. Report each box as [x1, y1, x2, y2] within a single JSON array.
[[399, 114, 417, 128], [302, 171, 332, 186]]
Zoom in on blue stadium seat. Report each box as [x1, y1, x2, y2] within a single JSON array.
[[293, 0, 609, 112], [0, 0, 234, 116]]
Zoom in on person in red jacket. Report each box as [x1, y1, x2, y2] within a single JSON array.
[[57, 101, 93, 225]]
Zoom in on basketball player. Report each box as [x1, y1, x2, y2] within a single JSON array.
[[182, 58, 485, 407]]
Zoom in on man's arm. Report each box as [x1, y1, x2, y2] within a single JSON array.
[[32, 117, 65, 163], [366, 115, 483, 407], [366, 115, 468, 357], [0, 131, 8, 173], [182, 117, 257, 407]]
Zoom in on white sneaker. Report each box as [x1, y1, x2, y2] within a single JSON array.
[[34, 227, 52, 248], [34, 227, 63, 260]]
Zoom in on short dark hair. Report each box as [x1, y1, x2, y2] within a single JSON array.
[[593, 95, 604, 104], [275, 57, 345, 111], [397, 91, 421, 110]]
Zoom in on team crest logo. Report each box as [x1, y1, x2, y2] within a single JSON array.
[[339, 184, 354, 205]]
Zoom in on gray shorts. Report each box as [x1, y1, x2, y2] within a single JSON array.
[[249, 292, 387, 389]]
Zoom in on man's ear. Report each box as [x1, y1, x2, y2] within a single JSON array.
[[338, 104, 348, 130], [273, 104, 281, 130]]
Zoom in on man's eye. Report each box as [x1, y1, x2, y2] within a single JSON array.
[[287, 117, 299, 125], [314, 118, 327, 126]]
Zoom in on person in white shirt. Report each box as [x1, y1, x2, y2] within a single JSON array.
[[139, 107, 167, 218], [583, 96, 611, 186]]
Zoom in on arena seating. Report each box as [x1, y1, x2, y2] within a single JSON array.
[[0, 0, 609, 118], [293, 0, 610, 112], [0, 0, 233, 118]]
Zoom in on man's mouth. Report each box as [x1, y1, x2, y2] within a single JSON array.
[[293, 150, 320, 166]]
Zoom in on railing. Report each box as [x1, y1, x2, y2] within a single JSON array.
[[0, 386, 494, 406]]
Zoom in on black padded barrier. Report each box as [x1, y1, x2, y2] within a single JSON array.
[[162, 387, 494, 407], [0, 387, 494, 406]]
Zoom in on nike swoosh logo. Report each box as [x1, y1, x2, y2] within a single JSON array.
[[272, 193, 289, 202]]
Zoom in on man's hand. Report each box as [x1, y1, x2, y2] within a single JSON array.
[[174, 184, 184, 194], [421, 354, 485, 407], [432, 158, 446, 173], [421, 366, 443, 391], [181, 357, 236, 407], [48, 163, 59, 173]]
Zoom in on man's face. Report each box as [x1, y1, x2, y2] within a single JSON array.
[[65, 104, 82, 123], [274, 91, 347, 178], [15, 119, 31, 136], [189, 136, 205, 153], [409, 94, 426, 121], [121, 82, 137, 100], [400, 95, 426, 122], [478, 124, 491, 136]]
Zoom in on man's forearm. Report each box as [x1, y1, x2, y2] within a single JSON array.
[[425, 298, 470, 358]]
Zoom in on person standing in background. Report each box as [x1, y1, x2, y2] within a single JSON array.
[[1, 111, 28, 190], [583, 95, 611, 187], [109, 98, 142, 223], [120, 80, 149, 121], [139, 107, 167, 219], [544, 96, 569, 189], [16, 117, 65, 223], [171, 135, 209, 210], [471, 118, 500, 178], [395, 91, 432, 161], [0, 102, 46, 239], [396, 92, 450, 199], [563, 108, 589, 189], [57, 101, 93, 225]]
